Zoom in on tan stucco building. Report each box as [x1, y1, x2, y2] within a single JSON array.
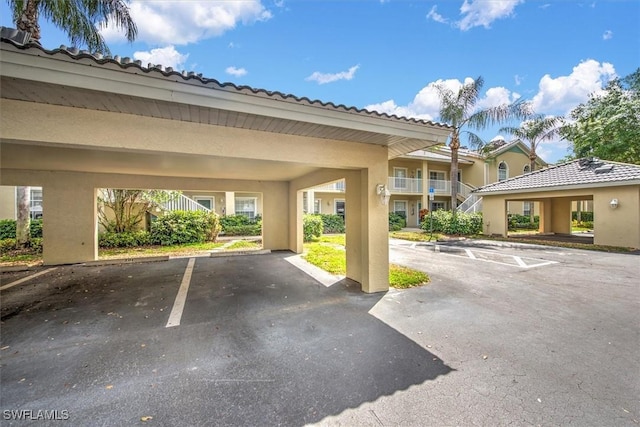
[[475, 158, 640, 249], [0, 29, 452, 292], [305, 137, 547, 226]]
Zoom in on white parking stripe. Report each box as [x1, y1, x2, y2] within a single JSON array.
[[166, 258, 196, 328], [513, 256, 528, 267], [0, 267, 58, 291], [464, 249, 476, 260]]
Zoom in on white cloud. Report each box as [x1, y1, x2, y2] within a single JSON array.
[[225, 66, 247, 77], [365, 77, 517, 122], [305, 65, 360, 85], [603, 30, 613, 40], [101, 1, 272, 45], [133, 45, 188, 69], [514, 74, 523, 86], [531, 59, 616, 115], [426, 5, 448, 24], [456, 0, 524, 31]]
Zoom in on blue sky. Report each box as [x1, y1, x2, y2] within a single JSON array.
[[2, 0, 638, 163]]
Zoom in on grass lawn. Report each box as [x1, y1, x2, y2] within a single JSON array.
[[303, 234, 429, 288], [99, 242, 226, 259], [224, 240, 262, 250], [389, 230, 441, 242]]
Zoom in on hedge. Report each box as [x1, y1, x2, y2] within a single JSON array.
[[508, 214, 540, 230], [0, 219, 43, 239], [421, 210, 483, 235], [0, 237, 43, 254], [318, 214, 345, 234], [99, 231, 151, 248], [389, 212, 406, 231], [303, 214, 323, 242], [572, 211, 594, 221], [150, 211, 221, 246], [220, 214, 262, 236]]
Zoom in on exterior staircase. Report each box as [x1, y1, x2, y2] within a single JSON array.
[[160, 194, 211, 213]]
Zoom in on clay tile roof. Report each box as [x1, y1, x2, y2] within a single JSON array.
[[474, 158, 640, 194], [0, 27, 451, 131]]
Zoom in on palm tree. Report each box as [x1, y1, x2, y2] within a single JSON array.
[[436, 76, 531, 210], [8, 0, 137, 247], [9, 0, 137, 54], [500, 115, 564, 171]]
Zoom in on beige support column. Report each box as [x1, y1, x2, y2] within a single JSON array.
[[42, 183, 97, 264], [288, 184, 303, 254], [481, 196, 507, 237], [225, 192, 235, 215], [550, 197, 572, 234], [263, 183, 290, 251], [422, 160, 430, 211], [539, 198, 552, 234], [306, 190, 315, 214], [346, 164, 389, 293], [345, 171, 362, 283]]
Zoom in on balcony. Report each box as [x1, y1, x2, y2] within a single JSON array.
[[311, 181, 345, 193], [387, 178, 475, 197]]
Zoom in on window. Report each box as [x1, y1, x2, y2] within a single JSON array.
[[235, 197, 257, 219], [335, 180, 345, 191], [394, 168, 407, 189], [194, 197, 214, 211], [393, 200, 407, 218], [314, 199, 321, 214], [429, 171, 446, 191], [431, 201, 445, 211], [498, 162, 508, 181], [335, 199, 346, 219], [523, 164, 531, 174], [30, 188, 43, 219], [523, 202, 533, 216]]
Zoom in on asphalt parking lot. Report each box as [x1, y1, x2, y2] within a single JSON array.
[[1, 242, 639, 426]]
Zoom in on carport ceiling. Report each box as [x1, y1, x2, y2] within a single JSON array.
[[1, 141, 328, 181]]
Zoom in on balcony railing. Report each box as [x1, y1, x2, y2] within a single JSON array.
[[161, 194, 211, 213], [388, 177, 423, 194], [312, 181, 346, 192], [312, 178, 473, 197]]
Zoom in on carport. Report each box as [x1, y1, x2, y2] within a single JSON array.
[[475, 158, 640, 249], [0, 31, 451, 292]]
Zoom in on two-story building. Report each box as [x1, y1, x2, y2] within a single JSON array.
[[303, 137, 548, 226]]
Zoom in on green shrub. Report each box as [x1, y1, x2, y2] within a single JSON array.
[[99, 231, 151, 248], [223, 225, 262, 236], [508, 214, 540, 230], [319, 214, 345, 234], [220, 214, 262, 236], [150, 210, 221, 245], [421, 210, 483, 235], [0, 237, 42, 254], [303, 214, 323, 242], [0, 238, 16, 254], [389, 212, 406, 231], [572, 211, 594, 222], [0, 219, 43, 239]]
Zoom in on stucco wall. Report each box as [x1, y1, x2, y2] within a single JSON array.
[[593, 185, 640, 248], [0, 186, 16, 220]]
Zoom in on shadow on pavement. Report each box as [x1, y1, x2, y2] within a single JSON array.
[[0, 253, 452, 426]]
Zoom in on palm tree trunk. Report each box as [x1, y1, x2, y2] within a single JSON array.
[[16, 186, 31, 248], [450, 133, 460, 212], [529, 152, 537, 172], [16, 0, 41, 41]]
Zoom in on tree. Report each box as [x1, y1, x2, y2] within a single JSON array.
[[435, 76, 531, 209], [500, 115, 564, 171], [8, 0, 138, 247], [9, 0, 137, 54], [98, 189, 180, 233], [562, 68, 640, 165]]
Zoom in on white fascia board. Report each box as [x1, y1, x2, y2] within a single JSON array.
[[475, 180, 640, 196], [0, 49, 451, 144]]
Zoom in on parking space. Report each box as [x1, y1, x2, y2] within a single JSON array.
[[0, 254, 451, 426], [1, 242, 638, 426]]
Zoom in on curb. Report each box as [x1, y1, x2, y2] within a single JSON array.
[[210, 249, 271, 258], [82, 256, 170, 266]]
